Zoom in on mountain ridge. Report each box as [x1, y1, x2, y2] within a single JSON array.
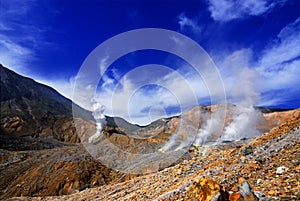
[[0, 64, 297, 151]]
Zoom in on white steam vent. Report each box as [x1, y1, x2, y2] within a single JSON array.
[[221, 105, 261, 141], [88, 99, 107, 143], [194, 108, 225, 146], [220, 67, 262, 142]]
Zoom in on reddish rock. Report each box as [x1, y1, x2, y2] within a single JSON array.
[[229, 193, 243, 201]]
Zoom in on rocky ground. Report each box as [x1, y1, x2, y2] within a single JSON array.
[[7, 109, 299, 201]]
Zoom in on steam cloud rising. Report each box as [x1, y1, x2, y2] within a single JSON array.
[[221, 106, 261, 141], [88, 99, 107, 143], [194, 67, 263, 146], [194, 107, 225, 146], [221, 68, 262, 141], [159, 67, 263, 152], [88, 65, 263, 151]]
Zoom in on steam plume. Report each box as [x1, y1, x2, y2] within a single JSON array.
[[159, 118, 197, 152], [194, 107, 225, 146], [221, 106, 261, 141], [220, 68, 262, 141], [158, 132, 179, 153], [88, 99, 106, 143]]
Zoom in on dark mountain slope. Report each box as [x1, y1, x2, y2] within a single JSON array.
[[0, 64, 94, 119], [0, 64, 95, 150], [1, 64, 73, 118]]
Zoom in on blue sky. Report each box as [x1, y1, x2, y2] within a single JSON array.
[[1, 0, 300, 125]]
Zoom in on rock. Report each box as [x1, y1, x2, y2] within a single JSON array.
[[2, 106, 300, 200], [238, 181, 258, 201], [238, 177, 246, 184], [253, 191, 266, 199], [187, 178, 229, 201], [0, 146, 122, 199], [229, 193, 243, 201], [255, 158, 264, 164], [244, 146, 253, 155], [276, 166, 288, 174], [256, 179, 263, 184], [268, 190, 276, 196]]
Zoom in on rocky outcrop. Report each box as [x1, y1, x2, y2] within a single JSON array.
[[0, 145, 133, 199], [188, 178, 229, 201], [0, 116, 96, 150], [187, 178, 259, 201]]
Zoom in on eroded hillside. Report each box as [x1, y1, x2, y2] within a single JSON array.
[[20, 108, 300, 201]]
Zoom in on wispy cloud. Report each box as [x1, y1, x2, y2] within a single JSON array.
[[1, 0, 298, 124], [35, 77, 76, 102], [213, 17, 300, 107], [214, 48, 261, 104], [0, 23, 13, 31], [207, 0, 288, 22], [0, 34, 33, 73], [256, 16, 300, 105], [0, 0, 56, 74], [0, 1, 36, 72], [178, 13, 201, 34], [258, 17, 300, 71]]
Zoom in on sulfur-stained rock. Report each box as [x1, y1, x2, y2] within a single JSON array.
[[187, 178, 229, 201]]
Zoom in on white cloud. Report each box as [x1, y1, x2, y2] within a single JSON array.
[[0, 34, 33, 73], [214, 48, 261, 105], [207, 0, 288, 22], [0, 23, 13, 31], [178, 13, 201, 34], [0, 0, 49, 74], [89, 64, 210, 125], [213, 17, 300, 107], [256, 17, 300, 94], [258, 17, 300, 71], [35, 76, 76, 101], [99, 55, 109, 74]]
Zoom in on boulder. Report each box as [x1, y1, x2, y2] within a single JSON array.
[[188, 178, 229, 201]]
